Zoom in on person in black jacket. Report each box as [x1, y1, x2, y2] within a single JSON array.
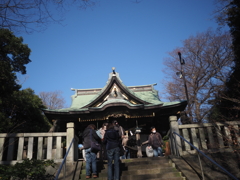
[[113, 120, 129, 159], [112, 120, 125, 137], [82, 124, 101, 179], [103, 123, 120, 180]]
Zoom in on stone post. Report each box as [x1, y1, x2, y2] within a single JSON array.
[[169, 116, 182, 156], [66, 122, 75, 161]]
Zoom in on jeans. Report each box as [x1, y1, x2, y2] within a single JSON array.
[[153, 147, 164, 157], [85, 148, 97, 176], [107, 147, 120, 180]]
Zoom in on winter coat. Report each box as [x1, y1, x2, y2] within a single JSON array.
[[103, 128, 120, 150], [82, 128, 101, 149], [148, 132, 163, 149]]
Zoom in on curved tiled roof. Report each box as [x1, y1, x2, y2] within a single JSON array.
[[43, 71, 186, 113]]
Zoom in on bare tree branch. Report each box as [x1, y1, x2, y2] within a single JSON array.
[[0, 0, 99, 33], [162, 29, 234, 123], [39, 90, 66, 109]]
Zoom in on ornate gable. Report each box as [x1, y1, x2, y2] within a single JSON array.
[[83, 71, 151, 109]]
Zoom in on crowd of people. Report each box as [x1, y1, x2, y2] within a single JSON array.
[[80, 120, 164, 180]]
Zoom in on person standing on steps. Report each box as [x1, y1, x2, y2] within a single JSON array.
[[142, 126, 164, 157], [82, 124, 101, 179], [112, 120, 128, 159], [99, 122, 108, 160], [112, 120, 123, 136], [103, 122, 121, 180]]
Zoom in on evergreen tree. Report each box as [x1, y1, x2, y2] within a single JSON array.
[[0, 29, 51, 132], [0, 28, 31, 74], [216, 0, 240, 120]]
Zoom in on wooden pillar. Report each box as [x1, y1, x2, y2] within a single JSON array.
[[66, 122, 75, 161], [169, 116, 182, 156], [136, 133, 142, 158], [135, 119, 142, 158]]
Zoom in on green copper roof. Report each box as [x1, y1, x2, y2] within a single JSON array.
[[44, 71, 186, 113], [70, 94, 96, 109], [134, 90, 161, 104]]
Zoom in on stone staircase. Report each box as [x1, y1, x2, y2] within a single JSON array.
[[79, 157, 186, 180]]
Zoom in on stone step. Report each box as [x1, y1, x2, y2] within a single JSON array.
[[120, 167, 177, 175], [79, 157, 184, 180], [121, 157, 169, 164], [80, 172, 184, 180], [80, 167, 178, 178], [145, 178, 183, 180], [82, 161, 171, 169], [122, 162, 170, 169], [80, 178, 183, 180], [81, 163, 174, 174], [82, 158, 170, 169], [121, 171, 183, 180], [82, 157, 168, 165], [82, 163, 171, 172], [121, 157, 168, 162]]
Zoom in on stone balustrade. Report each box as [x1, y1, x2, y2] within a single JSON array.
[[0, 122, 78, 165], [0, 132, 67, 165], [170, 117, 240, 155], [1, 119, 239, 163]]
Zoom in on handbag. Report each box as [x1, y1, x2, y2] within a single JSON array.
[[90, 129, 101, 153], [146, 146, 154, 157]]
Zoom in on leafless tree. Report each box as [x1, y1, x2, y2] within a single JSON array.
[[162, 29, 234, 123], [39, 90, 66, 109], [0, 0, 98, 33]]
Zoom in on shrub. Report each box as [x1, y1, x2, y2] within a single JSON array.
[[0, 159, 55, 180]]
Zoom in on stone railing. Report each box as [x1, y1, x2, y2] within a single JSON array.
[[169, 116, 240, 155], [0, 122, 78, 165]]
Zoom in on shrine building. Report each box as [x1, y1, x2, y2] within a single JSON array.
[[43, 68, 187, 141]]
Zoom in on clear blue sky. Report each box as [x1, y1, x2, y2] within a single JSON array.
[[18, 0, 225, 107]]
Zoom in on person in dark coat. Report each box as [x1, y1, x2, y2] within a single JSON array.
[[148, 126, 164, 157], [112, 120, 125, 138], [82, 124, 101, 179], [112, 120, 130, 159], [103, 123, 120, 180], [99, 122, 108, 160]]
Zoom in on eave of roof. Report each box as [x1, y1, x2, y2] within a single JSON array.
[[43, 100, 187, 114]]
